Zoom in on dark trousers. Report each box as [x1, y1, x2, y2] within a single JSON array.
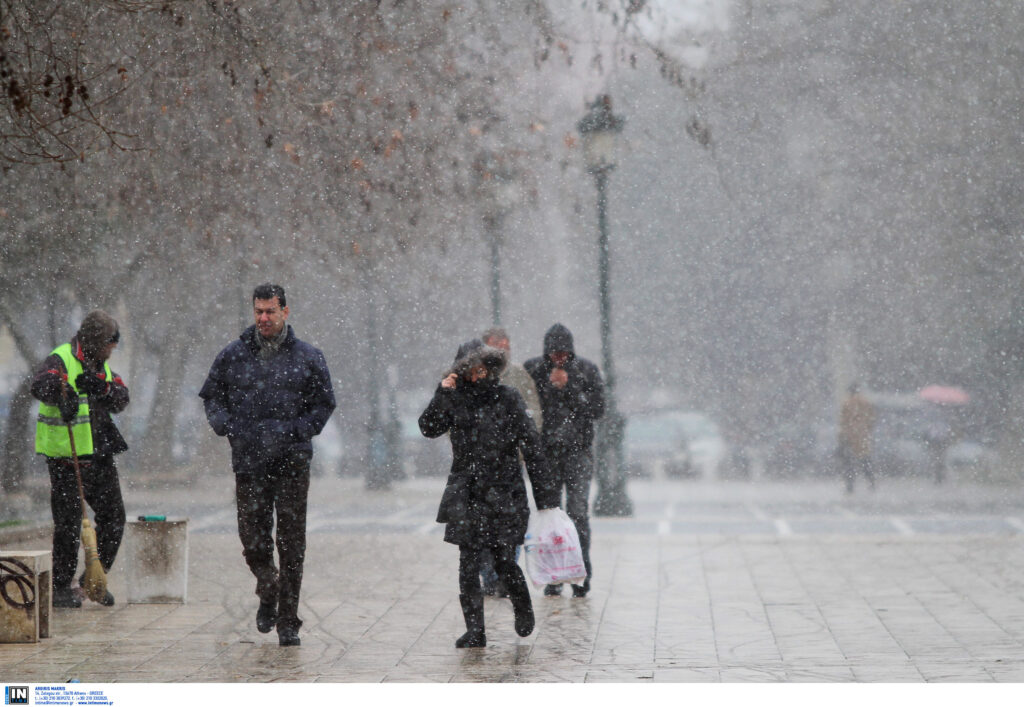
[[839, 447, 874, 492], [234, 451, 311, 632], [548, 447, 593, 584], [47, 456, 126, 590], [459, 544, 524, 598]]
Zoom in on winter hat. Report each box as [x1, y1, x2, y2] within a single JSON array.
[[448, 338, 507, 379], [77, 309, 120, 361], [543, 323, 575, 358]]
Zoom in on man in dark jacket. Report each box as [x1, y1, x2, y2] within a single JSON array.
[[524, 323, 605, 598], [31, 309, 128, 609], [199, 284, 336, 647]]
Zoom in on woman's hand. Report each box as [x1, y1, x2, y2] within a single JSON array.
[[441, 373, 458, 389]]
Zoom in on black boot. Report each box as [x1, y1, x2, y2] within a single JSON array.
[[505, 571, 535, 637], [456, 594, 486, 648]]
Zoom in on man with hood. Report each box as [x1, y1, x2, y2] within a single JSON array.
[[199, 283, 336, 647], [524, 323, 605, 597], [31, 309, 129, 609], [419, 338, 559, 647]]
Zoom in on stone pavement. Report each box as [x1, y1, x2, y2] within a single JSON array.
[[5, 473, 1024, 682]]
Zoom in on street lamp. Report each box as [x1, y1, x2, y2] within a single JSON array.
[[475, 151, 521, 326], [577, 94, 633, 517], [355, 241, 391, 491]]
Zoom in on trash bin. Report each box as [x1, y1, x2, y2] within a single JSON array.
[[124, 518, 188, 603]]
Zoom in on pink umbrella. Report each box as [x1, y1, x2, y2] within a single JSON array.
[[918, 385, 970, 405]]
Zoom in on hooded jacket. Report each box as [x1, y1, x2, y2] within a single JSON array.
[[524, 323, 606, 456], [419, 339, 559, 547], [199, 324, 336, 471]]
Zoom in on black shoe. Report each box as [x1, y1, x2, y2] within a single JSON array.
[[256, 599, 278, 634], [53, 587, 82, 608], [98, 590, 115, 606], [278, 627, 301, 647], [543, 584, 562, 597], [455, 630, 486, 648], [572, 577, 591, 598], [507, 578, 534, 637], [457, 594, 486, 648]]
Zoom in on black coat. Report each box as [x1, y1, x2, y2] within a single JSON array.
[[199, 324, 336, 471], [524, 324, 605, 458], [419, 378, 559, 547]]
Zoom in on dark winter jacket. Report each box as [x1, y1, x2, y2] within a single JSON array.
[[199, 324, 336, 471], [524, 323, 606, 457], [419, 339, 559, 547], [31, 336, 130, 459]]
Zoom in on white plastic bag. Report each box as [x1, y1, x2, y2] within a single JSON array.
[[523, 508, 587, 587]]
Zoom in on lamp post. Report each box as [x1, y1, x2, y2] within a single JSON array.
[[577, 95, 632, 517], [356, 241, 390, 490], [475, 151, 521, 325]]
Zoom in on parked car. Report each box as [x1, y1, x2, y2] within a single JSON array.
[[945, 439, 999, 476], [401, 413, 451, 477], [623, 411, 692, 479], [623, 410, 726, 480]]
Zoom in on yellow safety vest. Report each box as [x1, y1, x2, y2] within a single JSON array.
[[35, 343, 112, 458]]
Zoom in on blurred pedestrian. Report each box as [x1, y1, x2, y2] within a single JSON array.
[[524, 323, 605, 597], [477, 326, 542, 598], [31, 309, 128, 608], [199, 284, 336, 647], [419, 339, 558, 648], [922, 407, 955, 485], [838, 383, 876, 493]]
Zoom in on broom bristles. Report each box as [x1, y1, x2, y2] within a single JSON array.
[[80, 518, 108, 603]]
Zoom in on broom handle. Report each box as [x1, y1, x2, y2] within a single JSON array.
[[66, 423, 88, 521], [61, 380, 89, 522]]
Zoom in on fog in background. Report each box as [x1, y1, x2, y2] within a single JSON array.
[[3, 0, 1023, 493]]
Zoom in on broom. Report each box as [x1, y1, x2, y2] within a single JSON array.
[[64, 401, 108, 603]]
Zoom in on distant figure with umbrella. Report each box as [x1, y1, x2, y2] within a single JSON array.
[[838, 383, 876, 493], [918, 385, 968, 484]]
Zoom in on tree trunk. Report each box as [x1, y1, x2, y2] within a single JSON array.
[[1, 376, 35, 493], [138, 335, 189, 476]]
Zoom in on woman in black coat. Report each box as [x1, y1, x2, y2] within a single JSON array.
[[419, 339, 558, 648]]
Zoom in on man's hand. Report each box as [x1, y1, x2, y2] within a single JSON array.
[[549, 367, 568, 389], [441, 373, 458, 389], [75, 372, 107, 396], [58, 383, 79, 423]]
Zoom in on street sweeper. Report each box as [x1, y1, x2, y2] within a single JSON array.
[[31, 309, 128, 608]]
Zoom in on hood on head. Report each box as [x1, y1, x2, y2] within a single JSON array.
[[448, 338, 507, 380], [543, 323, 575, 360], [76, 309, 119, 361]]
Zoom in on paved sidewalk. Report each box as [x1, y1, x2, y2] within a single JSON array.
[[4, 474, 1024, 682]]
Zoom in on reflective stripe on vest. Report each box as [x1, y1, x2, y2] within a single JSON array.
[[34, 343, 112, 458]]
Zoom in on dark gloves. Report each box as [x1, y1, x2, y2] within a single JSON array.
[[75, 372, 108, 396], [58, 384, 79, 423]]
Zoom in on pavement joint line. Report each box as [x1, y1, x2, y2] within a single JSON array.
[[889, 517, 915, 536], [774, 519, 793, 536]]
